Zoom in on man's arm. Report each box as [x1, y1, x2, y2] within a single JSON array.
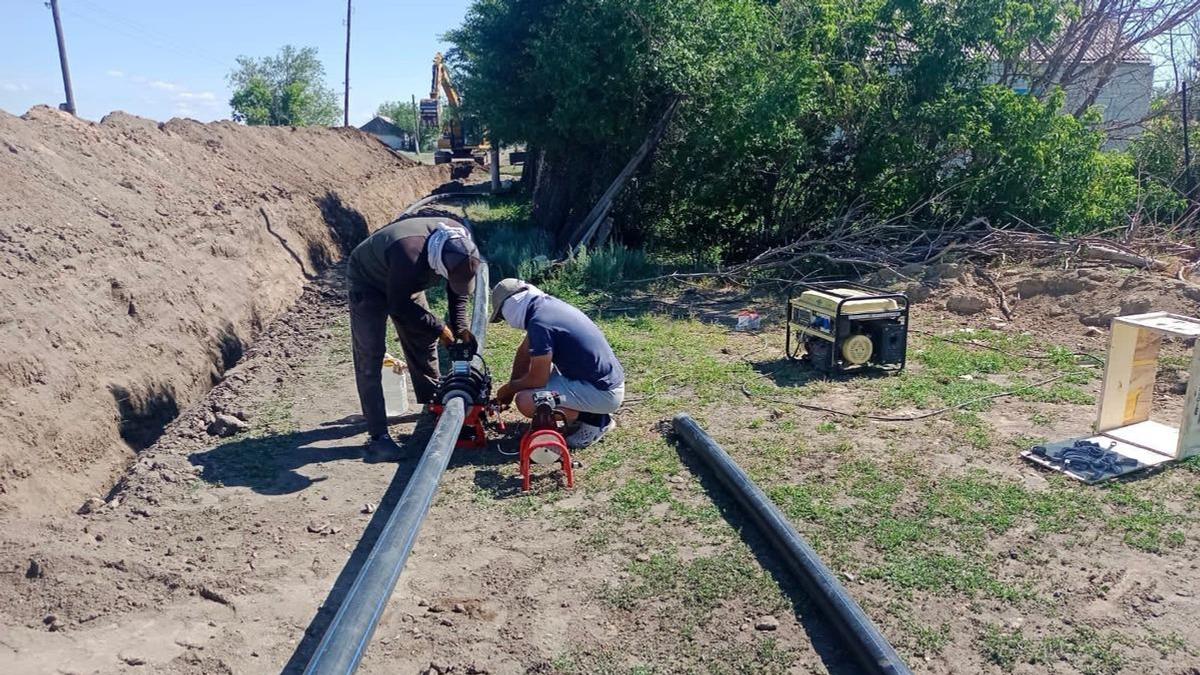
[[446, 282, 469, 334], [496, 339, 550, 404]]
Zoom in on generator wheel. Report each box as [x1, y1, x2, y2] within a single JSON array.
[[841, 334, 874, 365]]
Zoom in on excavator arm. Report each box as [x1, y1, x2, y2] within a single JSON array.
[[419, 52, 489, 171], [422, 52, 462, 126]]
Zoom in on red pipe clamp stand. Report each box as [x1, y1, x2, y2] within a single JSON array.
[[519, 391, 573, 492]]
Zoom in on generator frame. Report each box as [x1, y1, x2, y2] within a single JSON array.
[[785, 280, 910, 374]]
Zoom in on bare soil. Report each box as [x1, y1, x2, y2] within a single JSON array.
[[0, 106, 448, 515]]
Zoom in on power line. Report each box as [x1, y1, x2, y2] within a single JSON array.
[[61, 0, 227, 70]]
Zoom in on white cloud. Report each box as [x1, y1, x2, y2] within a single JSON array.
[[0, 82, 30, 92], [106, 69, 125, 78], [149, 80, 179, 91], [176, 91, 216, 101]]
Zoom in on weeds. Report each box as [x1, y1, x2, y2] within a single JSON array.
[[980, 624, 1126, 675]]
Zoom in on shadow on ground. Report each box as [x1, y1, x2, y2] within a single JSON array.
[[278, 412, 529, 673], [466, 424, 581, 498], [668, 428, 864, 675], [189, 412, 423, 495]]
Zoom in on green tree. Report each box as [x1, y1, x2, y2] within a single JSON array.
[[446, 0, 769, 244], [449, 0, 1143, 261], [374, 100, 440, 151], [227, 45, 340, 126]]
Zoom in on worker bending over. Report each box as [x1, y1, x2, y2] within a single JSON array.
[[346, 210, 481, 459], [490, 279, 625, 448]]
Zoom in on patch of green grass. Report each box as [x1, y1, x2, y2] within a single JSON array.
[[916, 333, 1028, 376], [1014, 379, 1095, 405], [927, 471, 1099, 536], [864, 551, 1026, 601], [1029, 410, 1055, 427], [704, 638, 796, 674], [875, 372, 1004, 411], [579, 525, 613, 551], [979, 624, 1126, 675], [1103, 485, 1187, 553], [612, 478, 671, 515], [951, 411, 993, 450], [891, 606, 952, 655], [872, 516, 932, 550], [1146, 631, 1189, 656], [605, 546, 787, 621], [550, 645, 653, 675], [1159, 354, 1192, 370], [816, 421, 837, 434]]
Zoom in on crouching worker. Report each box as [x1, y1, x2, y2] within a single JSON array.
[[346, 210, 481, 459], [490, 279, 625, 448]]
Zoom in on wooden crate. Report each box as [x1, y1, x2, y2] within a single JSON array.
[[1021, 312, 1200, 483], [1097, 312, 1200, 460]]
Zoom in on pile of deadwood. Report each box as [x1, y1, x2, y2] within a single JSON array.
[[630, 212, 1200, 285]]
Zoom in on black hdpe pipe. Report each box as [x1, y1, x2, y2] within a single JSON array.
[[672, 414, 912, 675], [302, 260, 491, 674]]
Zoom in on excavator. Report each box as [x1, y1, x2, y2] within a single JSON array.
[[420, 52, 489, 175]]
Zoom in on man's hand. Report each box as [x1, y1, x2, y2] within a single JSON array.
[[495, 382, 515, 405], [438, 325, 455, 346]]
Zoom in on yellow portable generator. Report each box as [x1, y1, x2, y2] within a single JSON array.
[[786, 281, 909, 373]]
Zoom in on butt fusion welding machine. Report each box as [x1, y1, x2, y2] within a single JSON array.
[[786, 281, 909, 374], [428, 338, 575, 490], [429, 336, 502, 450]]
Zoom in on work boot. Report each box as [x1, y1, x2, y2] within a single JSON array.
[[364, 433, 404, 463], [566, 415, 616, 449]]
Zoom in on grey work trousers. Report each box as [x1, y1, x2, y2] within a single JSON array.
[[349, 285, 439, 438]]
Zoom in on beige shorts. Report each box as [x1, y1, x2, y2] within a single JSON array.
[[544, 366, 625, 414]]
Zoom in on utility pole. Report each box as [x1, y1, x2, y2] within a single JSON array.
[[48, 0, 76, 115], [343, 0, 351, 127], [411, 94, 421, 154], [1184, 82, 1194, 201]]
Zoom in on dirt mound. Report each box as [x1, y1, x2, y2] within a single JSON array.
[[870, 261, 1200, 333], [0, 106, 448, 515]]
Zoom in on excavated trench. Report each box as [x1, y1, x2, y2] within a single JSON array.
[[0, 105, 449, 515]]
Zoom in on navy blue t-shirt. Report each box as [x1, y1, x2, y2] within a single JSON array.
[[525, 296, 625, 391]]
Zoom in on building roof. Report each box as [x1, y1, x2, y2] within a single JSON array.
[[359, 115, 406, 136], [1026, 20, 1153, 65], [881, 19, 1153, 66]]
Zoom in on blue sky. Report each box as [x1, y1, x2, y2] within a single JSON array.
[[0, 0, 471, 125]]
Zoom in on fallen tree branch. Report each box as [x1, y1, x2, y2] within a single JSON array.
[[975, 269, 1012, 320]]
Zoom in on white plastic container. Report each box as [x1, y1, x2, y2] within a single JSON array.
[[381, 353, 411, 417]]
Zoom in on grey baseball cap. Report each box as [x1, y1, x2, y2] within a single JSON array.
[[442, 237, 481, 296], [489, 278, 529, 323]]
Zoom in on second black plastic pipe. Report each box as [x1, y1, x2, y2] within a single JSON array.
[[672, 413, 912, 675]]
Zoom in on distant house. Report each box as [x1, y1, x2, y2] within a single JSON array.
[[990, 26, 1154, 147], [359, 115, 414, 151]]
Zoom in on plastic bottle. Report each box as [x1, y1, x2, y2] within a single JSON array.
[[381, 353, 411, 417]]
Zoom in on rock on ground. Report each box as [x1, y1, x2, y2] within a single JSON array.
[[945, 293, 991, 315]]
